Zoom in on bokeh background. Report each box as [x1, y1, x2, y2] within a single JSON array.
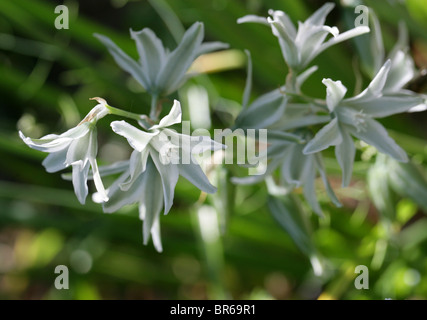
[[1, 0, 427, 300]]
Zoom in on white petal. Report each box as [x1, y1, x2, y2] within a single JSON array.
[[322, 78, 347, 112], [303, 118, 342, 154], [111, 120, 156, 152], [177, 158, 216, 194], [353, 94, 423, 118], [151, 100, 182, 130], [42, 148, 68, 173], [237, 14, 269, 26], [306, 2, 335, 26], [196, 41, 230, 56], [72, 161, 90, 205], [349, 60, 391, 102], [94, 33, 150, 90], [335, 127, 355, 187], [320, 26, 370, 53], [349, 117, 408, 162], [120, 149, 149, 191], [130, 28, 166, 88], [89, 157, 109, 202], [65, 130, 92, 168], [19, 131, 70, 153], [150, 149, 179, 215], [155, 22, 204, 95], [268, 18, 299, 68], [138, 158, 164, 249]]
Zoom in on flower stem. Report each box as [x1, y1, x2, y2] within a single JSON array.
[[106, 105, 145, 122]]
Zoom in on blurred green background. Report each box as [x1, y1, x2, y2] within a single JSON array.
[[1, 0, 427, 300]]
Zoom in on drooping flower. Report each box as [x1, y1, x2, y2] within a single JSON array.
[[93, 100, 224, 251], [238, 2, 370, 70], [95, 22, 228, 97], [19, 98, 110, 204], [303, 60, 424, 187]]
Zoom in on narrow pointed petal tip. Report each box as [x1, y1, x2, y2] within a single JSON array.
[[156, 100, 182, 129], [322, 78, 347, 112]]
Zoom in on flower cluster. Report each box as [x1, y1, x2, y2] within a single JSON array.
[[19, 22, 226, 252], [232, 2, 426, 216]]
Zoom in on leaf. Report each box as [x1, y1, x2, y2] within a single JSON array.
[[242, 49, 252, 109], [268, 194, 315, 257], [388, 158, 427, 211]]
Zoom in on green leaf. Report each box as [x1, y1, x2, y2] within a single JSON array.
[[267, 194, 315, 257]]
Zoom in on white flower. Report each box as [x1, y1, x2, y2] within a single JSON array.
[[238, 2, 370, 70], [95, 22, 228, 97], [19, 98, 110, 204], [94, 100, 224, 252], [303, 61, 424, 187]]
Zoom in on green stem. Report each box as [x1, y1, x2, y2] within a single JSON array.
[[150, 95, 159, 121], [106, 105, 145, 122]]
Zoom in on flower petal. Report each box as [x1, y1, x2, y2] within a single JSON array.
[[303, 117, 342, 154], [322, 78, 347, 112], [65, 129, 93, 168], [111, 120, 156, 152], [72, 161, 90, 205], [348, 117, 408, 162], [155, 22, 204, 95], [94, 33, 150, 90], [237, 14, 269, 26], [318, 26, 370, 60], [234, 89, 287, 129], [130, 28, 166, 88], [352, 94, 423, 118], [120, 149, 149, 191], [139, 158, 164, 251], [42, 148, 68, 173], [177, 157, 216, 193], [306, 2, 335, 26], [268, 18, 299, 68], [89, 157, 109, 202], [151, 100, 182, 130], [335, 126, 355, 187], [349, 60, 391, 102], [196, 41, 230, 56], [150, 149, 179, 215]]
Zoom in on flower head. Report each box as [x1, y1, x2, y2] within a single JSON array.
[[303, 60, 424, 186], [19, 98, 110, 204], [95, 22, 228, 97], [94, 100, 224, 251], [238, 2, 369, 70]]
